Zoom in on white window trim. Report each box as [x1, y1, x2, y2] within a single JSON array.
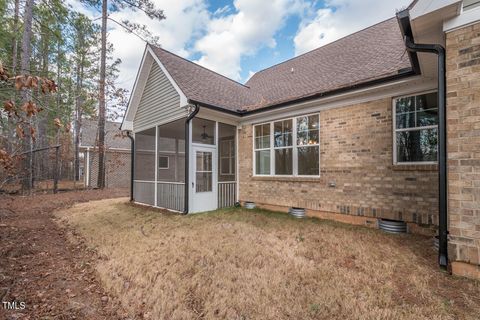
[[392, 90, 439, 165], [253, 113, 320, 177], [158, 156, 169, 169], [253, 123, 272, 176]]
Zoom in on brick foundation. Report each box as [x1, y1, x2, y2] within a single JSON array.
[[451, 261, 480, 280], [242, 201, 436, 236]]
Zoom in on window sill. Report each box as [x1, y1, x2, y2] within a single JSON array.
[[391, 163, 438, 171], [252, 176, 322, 182]]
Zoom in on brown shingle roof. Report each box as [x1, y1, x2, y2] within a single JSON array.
[[244, 17, 411, 110], [150, 46, 260, 112], [80, 119, 130, 149], [149, 17, 412, 113]]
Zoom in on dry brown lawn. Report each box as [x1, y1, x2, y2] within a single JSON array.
[[56, 198, 480, 320]]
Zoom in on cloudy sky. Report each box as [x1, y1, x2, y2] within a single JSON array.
[[69, 0, 412, 91]]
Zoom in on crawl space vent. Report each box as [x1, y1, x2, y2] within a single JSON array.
[[378, 219, 407, 234]]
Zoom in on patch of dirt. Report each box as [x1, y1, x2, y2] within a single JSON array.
[[0, 189, 131, 320]]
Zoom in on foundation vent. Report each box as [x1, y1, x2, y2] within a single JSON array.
[[244, 201, 256, 209], [289, 207, 306, 219], [378, 219, 407, 234]]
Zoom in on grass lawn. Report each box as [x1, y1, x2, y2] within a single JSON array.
[[56, 198, 480, 320]]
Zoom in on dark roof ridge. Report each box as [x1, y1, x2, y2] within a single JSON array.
[[149, 44, 251, 89], [246, 16, 398, 83]]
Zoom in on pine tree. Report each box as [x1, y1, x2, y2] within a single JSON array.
[[81, 0, 165, 189], [70, 12, 98, 181], [20, 0, 35, 191]]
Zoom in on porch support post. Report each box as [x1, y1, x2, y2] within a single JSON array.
[[184, 104, 200, 214], [235, 125, 240, 203], [215, 121, 219, 208], [154, 125, 158, 207], [126, 131, 135, 202]]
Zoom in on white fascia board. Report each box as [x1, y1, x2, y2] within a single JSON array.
[[444, 6, 480, 32], [121, 46, 153, 131], [240, 76, 436, 125], [122, 120, 133, 131], [196, 107, 241, 126], [146, 45, 188, 107], [410, 0, 461, 20]]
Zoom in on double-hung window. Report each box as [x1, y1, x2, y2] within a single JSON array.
[[254, 124, 271, 175], [274, 119, 293, 175], [394, 92, 438, 164], [296, 115, 320, 175], [254, 114, 320, 176]]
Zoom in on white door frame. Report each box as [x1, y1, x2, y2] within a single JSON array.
[[190, 143, 217, 213]]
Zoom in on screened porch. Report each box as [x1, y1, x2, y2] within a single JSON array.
[[133, 117, 237, 212]]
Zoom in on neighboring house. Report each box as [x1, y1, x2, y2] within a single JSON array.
[[80, 119, 131, 188], [122, 0, 480, 279]]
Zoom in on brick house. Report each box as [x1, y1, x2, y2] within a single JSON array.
[[80, 119, 131, 188], [121, 0, 480, 279]]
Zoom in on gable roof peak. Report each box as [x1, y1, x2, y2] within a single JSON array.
[[148, 44, 250, 89]]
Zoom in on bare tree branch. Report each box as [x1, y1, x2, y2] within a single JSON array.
[[113, 0, 165, 20], [107, 17, 159, 45]]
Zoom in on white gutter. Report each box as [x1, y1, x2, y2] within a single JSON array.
[[444, 5, 480, 32]]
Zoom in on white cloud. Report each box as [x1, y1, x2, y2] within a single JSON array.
[[293, 0, 412, 56], [65, 0, 98, 18], [68, 0, 413, 100], [193, 0, 306, 81], [105, 0, 210, 90]]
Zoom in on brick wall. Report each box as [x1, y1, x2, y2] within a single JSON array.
[[87, 150, 131, 188], [239, 97, 439, 226], [446, 22, 480, 268]]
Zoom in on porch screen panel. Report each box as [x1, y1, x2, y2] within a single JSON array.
[[192, 118, 215, 145], [218, 123, 236, 182], [134, 128, 155, 205], [218, 123, 236, 207], [157, 118, 185, 211]]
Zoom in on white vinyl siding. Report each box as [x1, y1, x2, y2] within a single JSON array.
[[134, 63, 182, 132], [463, 0, 480, 10]]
